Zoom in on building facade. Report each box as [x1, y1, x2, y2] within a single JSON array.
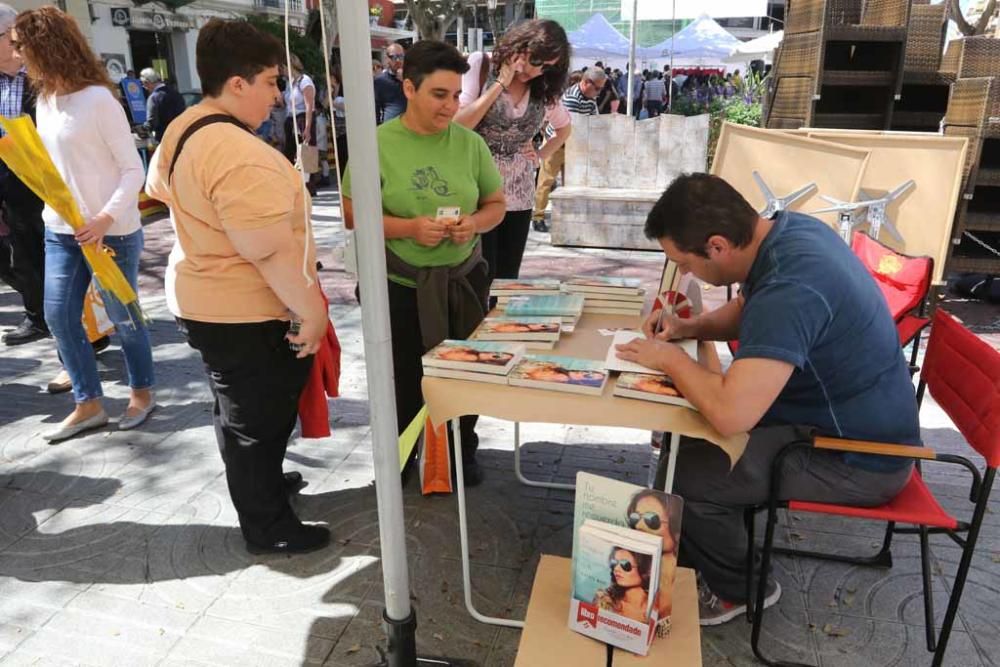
[[9, 0, 308, 94]]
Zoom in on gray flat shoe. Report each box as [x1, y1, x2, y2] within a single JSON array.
[[119, 400, 156, 431], [42, 410, 109, 443]]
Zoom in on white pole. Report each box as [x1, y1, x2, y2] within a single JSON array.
[[668, 0, 676, 113], [335, 0, 414, 649], [626, 0, 638, 117]]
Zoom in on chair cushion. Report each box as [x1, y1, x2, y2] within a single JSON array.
[[788, 468, 958, 529]]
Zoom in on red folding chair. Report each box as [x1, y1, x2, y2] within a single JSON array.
[[851, 231, 934, 372], [747, 308, 1000, 667]]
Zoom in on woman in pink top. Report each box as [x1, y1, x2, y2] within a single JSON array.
[[455, 19, 571, 285]]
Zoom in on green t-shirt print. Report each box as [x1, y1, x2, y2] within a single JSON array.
[[342, 118, 503, 286]]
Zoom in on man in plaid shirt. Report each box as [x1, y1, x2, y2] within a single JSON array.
[[0, 3, 48, 345]]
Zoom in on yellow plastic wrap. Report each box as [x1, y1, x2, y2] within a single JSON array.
[[0, 115, 144, 324]]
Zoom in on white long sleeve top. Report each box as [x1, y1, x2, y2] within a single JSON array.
[[36, 85, 144, 236]]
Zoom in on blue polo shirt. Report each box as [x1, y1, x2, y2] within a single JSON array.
[[735, 212, 921, 472]]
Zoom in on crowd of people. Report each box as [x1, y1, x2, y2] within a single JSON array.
[[0, 8, 922, 628]]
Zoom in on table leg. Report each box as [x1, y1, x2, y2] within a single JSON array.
[[513, 422, 575, 491], [451, 419, 526, 629], [663, 431, 681, 494]]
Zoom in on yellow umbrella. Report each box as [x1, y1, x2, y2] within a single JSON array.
[[0, 115, 144, 325]]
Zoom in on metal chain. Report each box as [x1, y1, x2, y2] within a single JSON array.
[[963, 231, 1000, 258]]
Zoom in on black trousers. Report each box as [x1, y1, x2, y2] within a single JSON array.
[[386, 277, 485, 463], [3, 196, 46, 327], [178, 318, 313, 544], [481, 209, 533, 285]]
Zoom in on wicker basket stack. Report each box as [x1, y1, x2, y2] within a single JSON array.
[[941, 46, 1000, 275], [765, 0, 912, 131], [890, 2, 949, 131]]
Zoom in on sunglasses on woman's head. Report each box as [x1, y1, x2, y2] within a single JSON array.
[[528, 56, 554, 72], [609, 557, 633, 572], [628, 511, 662, 531]]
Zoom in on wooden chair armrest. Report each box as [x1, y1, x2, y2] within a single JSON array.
[[813, 435, 937, 460]]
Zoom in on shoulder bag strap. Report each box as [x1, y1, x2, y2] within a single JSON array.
[[168, 114, 252, 183]]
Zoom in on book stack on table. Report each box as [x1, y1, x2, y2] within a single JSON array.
[[470, 315, 564, 350], [489, 278, 562, 301], [563, 276, 646, 317], [421, 340, 525, 384], [502, 293, 585, 333]]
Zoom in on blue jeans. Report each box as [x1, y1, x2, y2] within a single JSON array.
[[44, 229, 155, 403]]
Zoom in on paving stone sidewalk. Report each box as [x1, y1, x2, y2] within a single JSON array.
[[0, 189, 997, 666]]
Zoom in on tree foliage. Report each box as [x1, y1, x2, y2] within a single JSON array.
[[403, 0, 467, 41], [247, 14, 326, 80], [947, 0, 997, 36]]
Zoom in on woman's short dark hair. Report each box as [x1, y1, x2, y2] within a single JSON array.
[[645, 173, 759, 257], [492, 19, 570, 106], [402, 40, 469, 90], [197, 19, 284, 97]]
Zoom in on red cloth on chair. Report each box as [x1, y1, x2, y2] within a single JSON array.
[[851, 231, 933, 323], [789, 468, 958, 529], [297, 295, 342, 439]]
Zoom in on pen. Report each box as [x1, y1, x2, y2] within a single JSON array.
[[655, 292, 675, 337]]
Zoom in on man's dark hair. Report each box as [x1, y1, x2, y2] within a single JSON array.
[[401, 40, 469, 90], [196, 19, 284, 97], [645, 173, 758, 257]]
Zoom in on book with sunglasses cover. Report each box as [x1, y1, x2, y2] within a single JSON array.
[[507, 354, 608, 396], [571, 472, 684, 643], [614, 372, 694, 409], [569, 518, 662, 655], [421, 340, 524, 378]]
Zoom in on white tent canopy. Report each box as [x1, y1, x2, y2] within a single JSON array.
[[725, 29, 783, 64], [642, 13, 742, 63], [567, 13, 632, 60]]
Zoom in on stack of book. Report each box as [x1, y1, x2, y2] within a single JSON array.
[[508, 354, 609, 396], [502, 293, 585, 332], [470, 315, 563, 350], [614, 373, 694, 409], [421, 340, 524, 384], [489, 278, 561, 302], [569, 472, 685, 655], [563, 276, 646, 317]]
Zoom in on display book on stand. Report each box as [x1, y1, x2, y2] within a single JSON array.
[[569, 472, 684, 655]]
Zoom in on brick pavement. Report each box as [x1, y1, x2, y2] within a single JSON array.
[[0, 189, 997, 666]]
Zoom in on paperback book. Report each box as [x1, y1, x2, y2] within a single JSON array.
[[507, 354, 608, 396], [421, 340, 524, 379], [572, 472, 685, 647], [603, 330, 697, 375], [489, 278, 561, 296], [569, 519, 662, 655], [614, 373, 694, 409], [474, 316, 562, 342], [504, 294, 585, 323], [564, 276, 644, 296]]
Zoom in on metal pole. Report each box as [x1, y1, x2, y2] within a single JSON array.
[[626, 0, 638, 117], [335, 1, 415, 664], [668, 0, 675, 113]]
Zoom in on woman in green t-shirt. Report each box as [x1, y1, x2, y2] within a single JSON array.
[[342, 41, 506, 485]]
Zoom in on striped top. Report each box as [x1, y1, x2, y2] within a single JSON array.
[[643, 78, 666, 103], [560, 84, 598, 116]]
